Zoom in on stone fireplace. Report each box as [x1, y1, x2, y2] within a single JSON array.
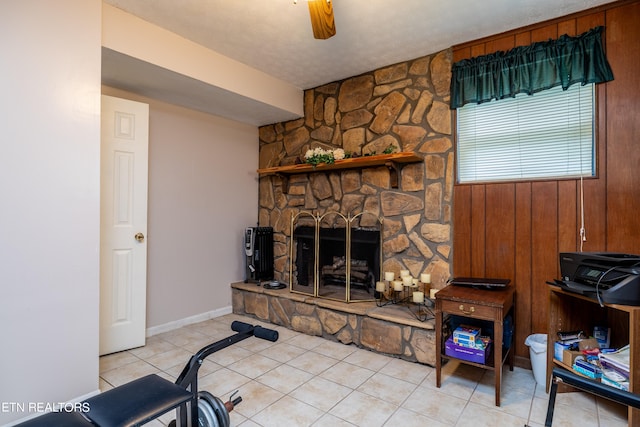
[[257, 48, 454, 293], [235, 48, 453, 364]]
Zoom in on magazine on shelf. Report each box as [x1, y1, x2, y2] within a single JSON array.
[[598, 344, 630, 375]]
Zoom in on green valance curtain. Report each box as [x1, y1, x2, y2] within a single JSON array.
[[450, 26, 614, 109]]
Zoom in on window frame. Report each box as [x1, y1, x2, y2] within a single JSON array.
[[453, 83, 601, 186]]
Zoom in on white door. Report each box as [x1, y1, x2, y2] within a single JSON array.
[[100, 95, 149, 355]]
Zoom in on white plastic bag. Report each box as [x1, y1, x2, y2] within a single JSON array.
[[525, 333, 547, 354]]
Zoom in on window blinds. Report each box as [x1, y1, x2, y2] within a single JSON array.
[[456, 83, 595, 183]]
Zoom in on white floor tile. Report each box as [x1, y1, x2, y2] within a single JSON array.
[[329, 390, 398, 427], [97, 314, 625, 427], [251, 395, 324, 427], [356, 372, 418, 406], [290, 376, 353, 412]]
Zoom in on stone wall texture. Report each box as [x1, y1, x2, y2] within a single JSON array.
[[258, 49, 453, 291]]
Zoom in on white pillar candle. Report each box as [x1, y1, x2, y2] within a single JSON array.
[[412, 278, 419, 286], [384, 271, 395, 282], [403, 276, 413, 286], [400, 269, 410, 277], [393, 280, 404, 291], [430, 288, 438, 299], [413, 291, 424, 303], [375, 281, 386, 292], [421, 273, 431, 284]]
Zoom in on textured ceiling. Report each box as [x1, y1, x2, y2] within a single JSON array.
[[102, 0, 614, 124]]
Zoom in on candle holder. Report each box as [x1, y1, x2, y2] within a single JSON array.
[[376, 280, 407, 306], [375, 277, 434, 323], [409, 294, 435, 322]]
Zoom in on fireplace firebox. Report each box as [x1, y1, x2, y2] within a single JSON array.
[[289, 211, 382, 302]]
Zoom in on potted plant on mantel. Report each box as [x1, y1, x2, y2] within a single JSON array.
[[302, 144, 397, 167]]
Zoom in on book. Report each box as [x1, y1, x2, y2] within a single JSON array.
[[599, 345, 630, 375]]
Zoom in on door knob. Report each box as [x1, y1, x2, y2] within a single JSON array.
[[135, 232, 145, 242]]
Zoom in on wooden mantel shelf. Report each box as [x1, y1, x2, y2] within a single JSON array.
[[257, 152, 423, 192], [257, 152, 422, 175]]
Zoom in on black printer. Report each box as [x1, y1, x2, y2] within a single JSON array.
[[549, 252, 640, 306]]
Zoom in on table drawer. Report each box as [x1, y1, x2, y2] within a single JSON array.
[[440, 299, 497, 320]]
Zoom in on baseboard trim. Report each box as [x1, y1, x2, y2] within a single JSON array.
[[145, 306, 233, 337]]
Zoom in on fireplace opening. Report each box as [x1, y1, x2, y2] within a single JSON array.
[[292, 225, 381, 302]]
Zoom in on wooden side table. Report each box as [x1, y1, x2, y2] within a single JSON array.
[[435, 284, 516, 406]]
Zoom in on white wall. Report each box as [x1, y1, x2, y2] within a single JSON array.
[[0, 1, 102, 425], [102, 87, 259, 329], [101, 3, 303, 126], [0, 2, 273, 424]]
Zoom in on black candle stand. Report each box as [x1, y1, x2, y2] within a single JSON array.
[[408, 296, 435, 322], [375, 280, 434, 322]]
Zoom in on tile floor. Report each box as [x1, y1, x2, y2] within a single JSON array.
[[99, 314, 629, 427]]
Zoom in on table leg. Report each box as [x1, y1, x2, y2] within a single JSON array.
[[509, 300, 515, 371], [436, 307, 442, 388], [494, 317, 504, 406], [629, 308, 639, 426]]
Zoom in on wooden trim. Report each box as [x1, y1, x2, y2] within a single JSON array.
[[452, 0, 638, 55], [256, 152, 422, 175], [258, 152, 423, 193]]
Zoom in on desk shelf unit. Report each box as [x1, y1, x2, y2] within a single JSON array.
[[547, 285, 640, 425]]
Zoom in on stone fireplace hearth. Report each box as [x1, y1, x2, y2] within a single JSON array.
[[231, 281, 436, 365]]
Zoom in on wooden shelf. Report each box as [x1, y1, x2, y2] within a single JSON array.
[[257, 152, 423, 192], [547, 284, 640, 424]]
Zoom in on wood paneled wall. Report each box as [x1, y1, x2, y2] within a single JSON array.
[[451, 0, 640, 363]]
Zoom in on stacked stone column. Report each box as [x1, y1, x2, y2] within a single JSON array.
[[258, 49, 454, 293]]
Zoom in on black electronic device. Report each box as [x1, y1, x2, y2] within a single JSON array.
[[244, 227, 254, 257], [548, 252, 640, 305], [449, 277, 511, 290], [244, 227, 274, 283]]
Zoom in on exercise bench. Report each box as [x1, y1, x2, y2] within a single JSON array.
[[546, 366, 640, 426], [15, 321, 278, 427]]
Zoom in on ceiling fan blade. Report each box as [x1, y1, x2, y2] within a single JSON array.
[[307, 0, 336, 40]]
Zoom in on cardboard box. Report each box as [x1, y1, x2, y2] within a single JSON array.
[[573, 363, 601, 379], [562, 349, 583, 366], [594, 326, 611, 348], [453, 336, 476, 348], [453, 325, 481, 346], [445, 337, 490, 364], [601, 375, 629, 391], [573, 358, 602, 379], [554, 341, 571, 361]]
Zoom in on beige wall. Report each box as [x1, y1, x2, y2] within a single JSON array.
[[0, 1, 102, 425], [102, 87, 259, 329]]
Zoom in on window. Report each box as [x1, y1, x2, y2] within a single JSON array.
[[456, 83, 595, 184]]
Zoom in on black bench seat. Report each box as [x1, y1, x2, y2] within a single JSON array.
[[83, 374, 192, 427], [13, 411, 95, 427], [15, 374, 193, 427]]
